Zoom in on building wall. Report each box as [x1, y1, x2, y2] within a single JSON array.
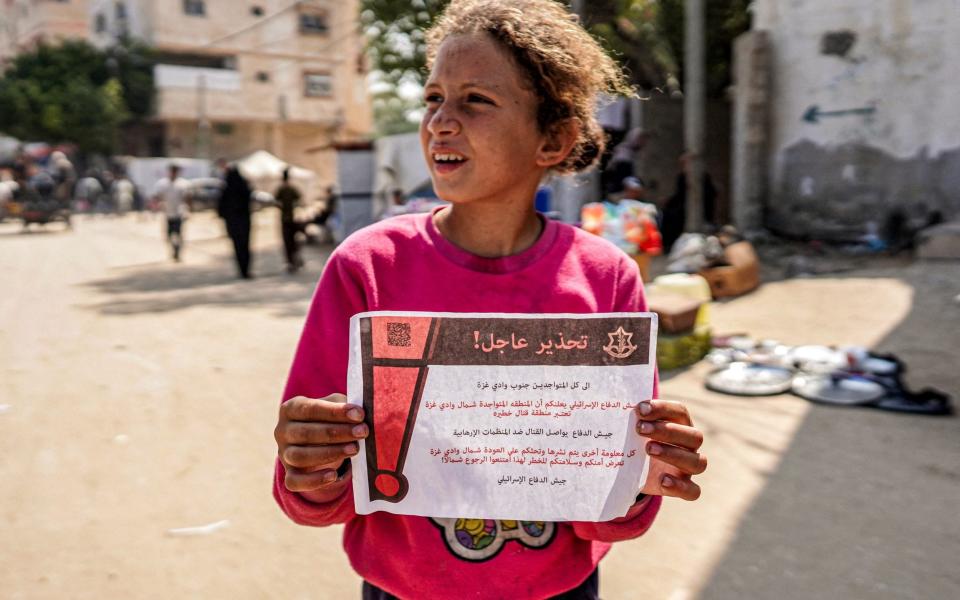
[[753, 0, 960, 238], [141, 0, 371, 183], [1, 0, 91, 63]]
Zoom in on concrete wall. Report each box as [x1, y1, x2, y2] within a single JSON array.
[[753, 0, 960, 239], [128, 0, 369, 186], [1, 0, 90, 63]]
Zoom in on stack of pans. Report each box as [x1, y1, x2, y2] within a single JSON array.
[[702, 341, 950, 414]]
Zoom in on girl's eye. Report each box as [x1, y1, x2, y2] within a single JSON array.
[[425, 94, 443, 104], [468, 94, 493, 104]]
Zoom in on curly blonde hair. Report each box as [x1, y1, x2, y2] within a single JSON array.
[[425, 0, 634, 174]]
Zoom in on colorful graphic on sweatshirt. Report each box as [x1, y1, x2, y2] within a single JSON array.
[[430, 517, 556, 561]]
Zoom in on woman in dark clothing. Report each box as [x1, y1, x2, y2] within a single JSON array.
[[218, 166, 254, 279]]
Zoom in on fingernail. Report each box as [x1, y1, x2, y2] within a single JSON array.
[[647, 442, 662, 455], [639, 401, 652, 415], [662, 475, 674, 487], [345, 443, 359, 455], [347, 408, 363, 422], [322, 470, 336, 483], [352, 424, 368, 438], [638, 422, 654, 434]]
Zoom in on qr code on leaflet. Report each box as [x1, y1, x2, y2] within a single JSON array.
[[387, 322, 412, 347]]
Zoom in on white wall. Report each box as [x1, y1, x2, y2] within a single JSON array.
[[755, 0, 960, 159], [752, 0, 960, 236]]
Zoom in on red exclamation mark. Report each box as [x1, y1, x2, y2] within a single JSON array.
[[361, 316, 440, 502]]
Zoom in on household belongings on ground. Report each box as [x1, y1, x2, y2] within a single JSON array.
[[666, 229, 761, 299], [703, 337, 953, 416], [581, 200, 662, 281], [646, 273, 713, 371]]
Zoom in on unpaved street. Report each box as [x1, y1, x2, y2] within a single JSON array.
[[1, 212, 958, 599]]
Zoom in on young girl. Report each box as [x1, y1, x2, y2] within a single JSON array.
[[273, 1, 707, 598]]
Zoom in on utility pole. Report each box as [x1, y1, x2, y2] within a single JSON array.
[[196, 74, 211, 160], [684, 0, 705, 232]]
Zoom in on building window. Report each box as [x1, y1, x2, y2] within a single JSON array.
[[299, 11, 329, 35], [303, 72, 332, 98], [214, 123, 234, 136], [183, 0, 205, 16], [251, 6, 264, 17], [255, 71, 270, 83], [94, 13, 107, 34], [115, 2, 127, 19]]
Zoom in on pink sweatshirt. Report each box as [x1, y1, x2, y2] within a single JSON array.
[[275, 209, 661, 599]]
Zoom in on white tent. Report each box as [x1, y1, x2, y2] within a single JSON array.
[[236, 150, 317, 197], [373, 133, 432, 219]]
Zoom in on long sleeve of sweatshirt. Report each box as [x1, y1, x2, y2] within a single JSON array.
[[273, 252, 367, 527]]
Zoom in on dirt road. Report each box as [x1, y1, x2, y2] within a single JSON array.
[[1, 212, 957, 599]]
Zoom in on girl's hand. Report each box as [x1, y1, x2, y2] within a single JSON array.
[[636, 400, 706, 500], [274, 394, 368, 493]]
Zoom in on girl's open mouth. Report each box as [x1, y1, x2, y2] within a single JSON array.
[[432, 152, 468, 174]]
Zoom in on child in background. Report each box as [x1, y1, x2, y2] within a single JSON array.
[[273, 1, 707, 598]]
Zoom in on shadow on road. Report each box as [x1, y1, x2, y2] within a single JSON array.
[[79, 244, 332, 318], [697, 261, 960, 599]]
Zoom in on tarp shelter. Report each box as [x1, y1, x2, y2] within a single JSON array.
[[236, 150, 317, 198], [0, 136, 20, 164], [373, 132, 432, 219], [117, 156, 212, 198]]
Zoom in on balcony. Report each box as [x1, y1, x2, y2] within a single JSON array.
[[154, 64, 241, 92]]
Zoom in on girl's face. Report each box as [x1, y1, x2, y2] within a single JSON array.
[[420, 34, 559, 209]]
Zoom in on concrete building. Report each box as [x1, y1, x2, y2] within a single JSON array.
[[96, 0, 372, 186], [732, 0, 960, 239], [3, 1, 372, 187], [0, 0, 91, 65]]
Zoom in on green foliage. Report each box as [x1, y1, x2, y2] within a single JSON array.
[[358, 0, 750, 133], [360, 0, 448, 136], [583, 0, 751, 98], [653, 0, 753, 97], [0, 38, 155, 155]]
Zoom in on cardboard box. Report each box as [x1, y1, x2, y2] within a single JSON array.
[[647, 291, 702, 334], [632, 253, 652, 282], [699, 241, 760, 299]]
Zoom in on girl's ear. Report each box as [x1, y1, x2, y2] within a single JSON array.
[[535, 118, 580, 169]]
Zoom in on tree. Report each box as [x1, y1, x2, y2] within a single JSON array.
[[358, 0, 750, 133], [0, 39, 155, 155], [360, 0, 448, 135]]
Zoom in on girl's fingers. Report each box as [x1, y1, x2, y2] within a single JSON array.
[[281, 395, 364, 424], [283, 466, 341, 492], [635, 400, 693, 426], [281, 422, 368, 445], [659, 474, 702, 501], [636, 419, 704, 450], [282, 442, 359, 469], [647, 442, 708, 475]]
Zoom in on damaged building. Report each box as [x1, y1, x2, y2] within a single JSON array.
[[732, 0, 960, 240]]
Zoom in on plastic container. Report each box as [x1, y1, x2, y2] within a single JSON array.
[[648, 273, 712, 327]]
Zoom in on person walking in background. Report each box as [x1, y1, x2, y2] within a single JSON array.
[[660, 152, 718, 253], [49, 151, 76, 207], [217, 161, 254, 279], [112, 172, 135, 215], [275, 168, 304, 273], [151, 163, 191, 261], [602, 127, 650, 196]]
